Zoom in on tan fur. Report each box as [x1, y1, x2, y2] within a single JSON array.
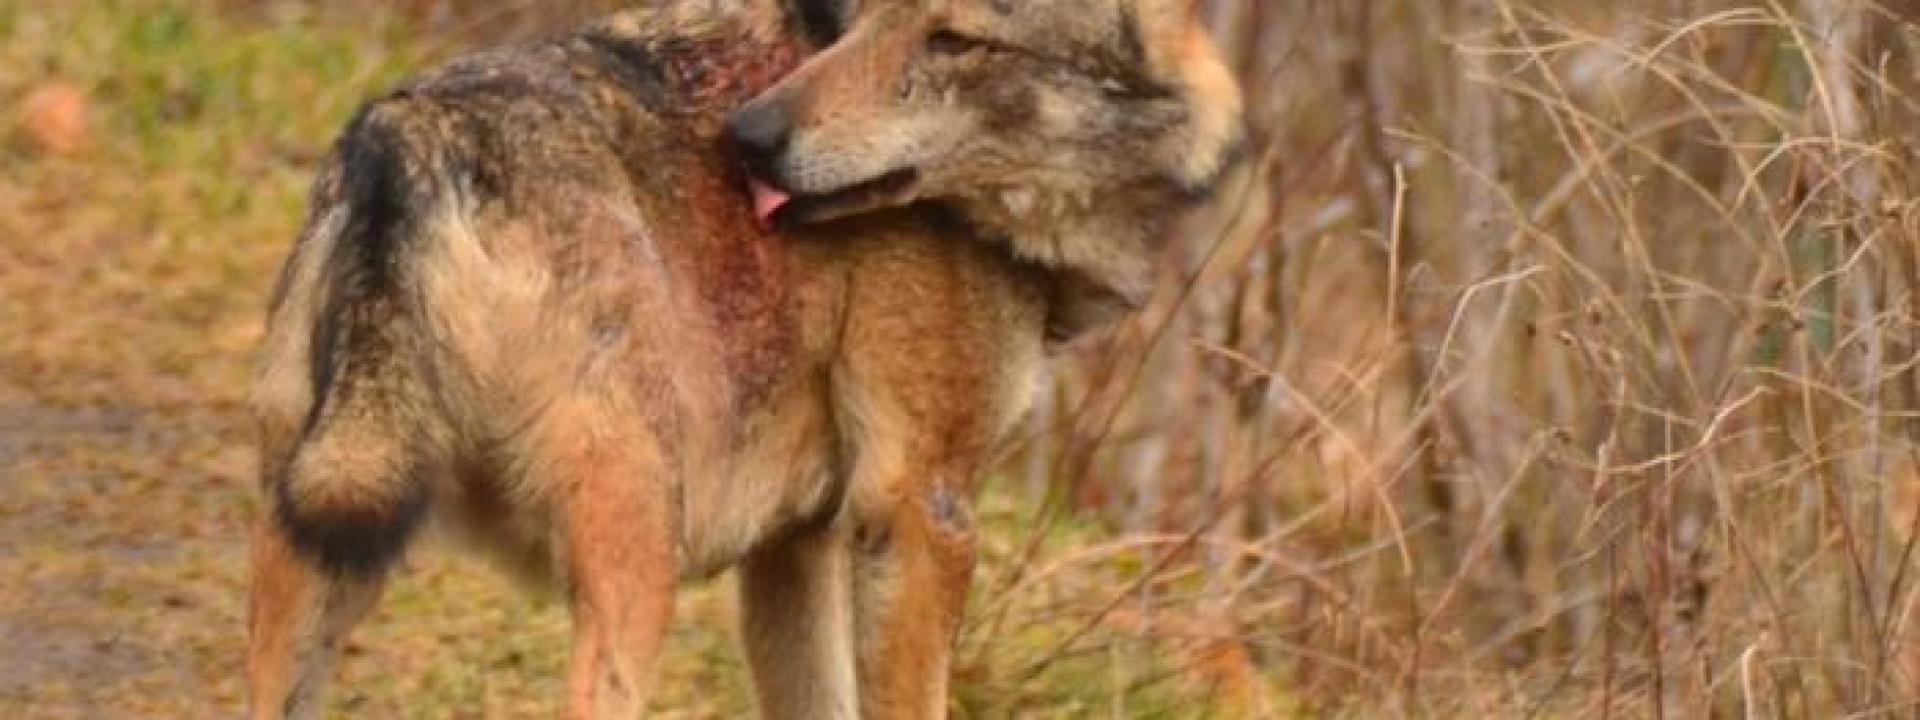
[[245, 1, 1240, 718]]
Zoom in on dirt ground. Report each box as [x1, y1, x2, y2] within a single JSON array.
[[0, 387, 759, 719], [0, 396, 255, 717]]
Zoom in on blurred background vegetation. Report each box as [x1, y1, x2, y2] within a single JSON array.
[[1, 0, 1915, 717]]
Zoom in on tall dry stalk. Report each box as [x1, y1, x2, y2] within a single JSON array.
[[995, 0, 1920, 716]]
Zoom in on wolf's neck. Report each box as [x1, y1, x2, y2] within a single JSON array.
[[962, 183, 1178, 311], [945, 182, 1186, 344]]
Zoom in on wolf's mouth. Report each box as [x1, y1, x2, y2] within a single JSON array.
[[747, 167, 920, 228]]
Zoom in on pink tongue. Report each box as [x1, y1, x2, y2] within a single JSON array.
[[748, 179, 791, 225]]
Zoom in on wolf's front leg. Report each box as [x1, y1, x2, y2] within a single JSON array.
[[822, 226, 1048, 718], [740, 517, 861, 719], [846, 469, 979, 720], [828, 335, 992, 719]]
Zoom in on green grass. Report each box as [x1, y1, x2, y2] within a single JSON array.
[[0, 2, 1280, 717], [0, 0, 427, 408]]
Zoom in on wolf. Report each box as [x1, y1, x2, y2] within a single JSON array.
[[244, 0, 1242, 718]]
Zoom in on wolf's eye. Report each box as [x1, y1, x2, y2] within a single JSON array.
[[926, 29, 992, 56]]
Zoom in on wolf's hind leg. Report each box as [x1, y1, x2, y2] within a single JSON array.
[[246, 419, 428, 720], [245, 523, 395, 720], [541, 401, 677, 720]]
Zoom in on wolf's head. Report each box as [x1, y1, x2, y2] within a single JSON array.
[[732, 0, 1243, 301]]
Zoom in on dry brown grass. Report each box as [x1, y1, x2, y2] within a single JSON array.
[[996, 0, 1920, 716], [1, 0, 1915, 718]]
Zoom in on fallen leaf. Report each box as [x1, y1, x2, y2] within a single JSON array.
[[18, 82, 93, 157]]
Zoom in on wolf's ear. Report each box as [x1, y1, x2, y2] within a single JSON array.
[[786, 0, 854, 45], [1133, 0, 1243, 194], [1132, 0, 1205, 72]]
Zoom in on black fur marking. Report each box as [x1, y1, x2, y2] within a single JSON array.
[[853, 521, 893, 556], [789, 0, 845, 45], [577, 34, 670, 111], [921, 202, 998, 242], [1117, 6, 1147, 65], [304, 107, 418, 430], [1096, 6, 1179, 100], [273, 470, 429, 576], [980, 81, 1039, 132], [333, 104, 414, 294]]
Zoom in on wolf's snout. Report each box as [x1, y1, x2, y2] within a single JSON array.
[[725, 100, 792, 179], [726, 100, 797, 225]]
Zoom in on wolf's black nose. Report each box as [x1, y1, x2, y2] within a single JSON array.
[[726, 101, 791, 174]]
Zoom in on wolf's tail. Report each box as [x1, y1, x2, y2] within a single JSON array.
[[261, 99, 444, 577]]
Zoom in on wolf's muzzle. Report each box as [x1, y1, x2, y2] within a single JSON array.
[[725, 99, 793, 181]]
